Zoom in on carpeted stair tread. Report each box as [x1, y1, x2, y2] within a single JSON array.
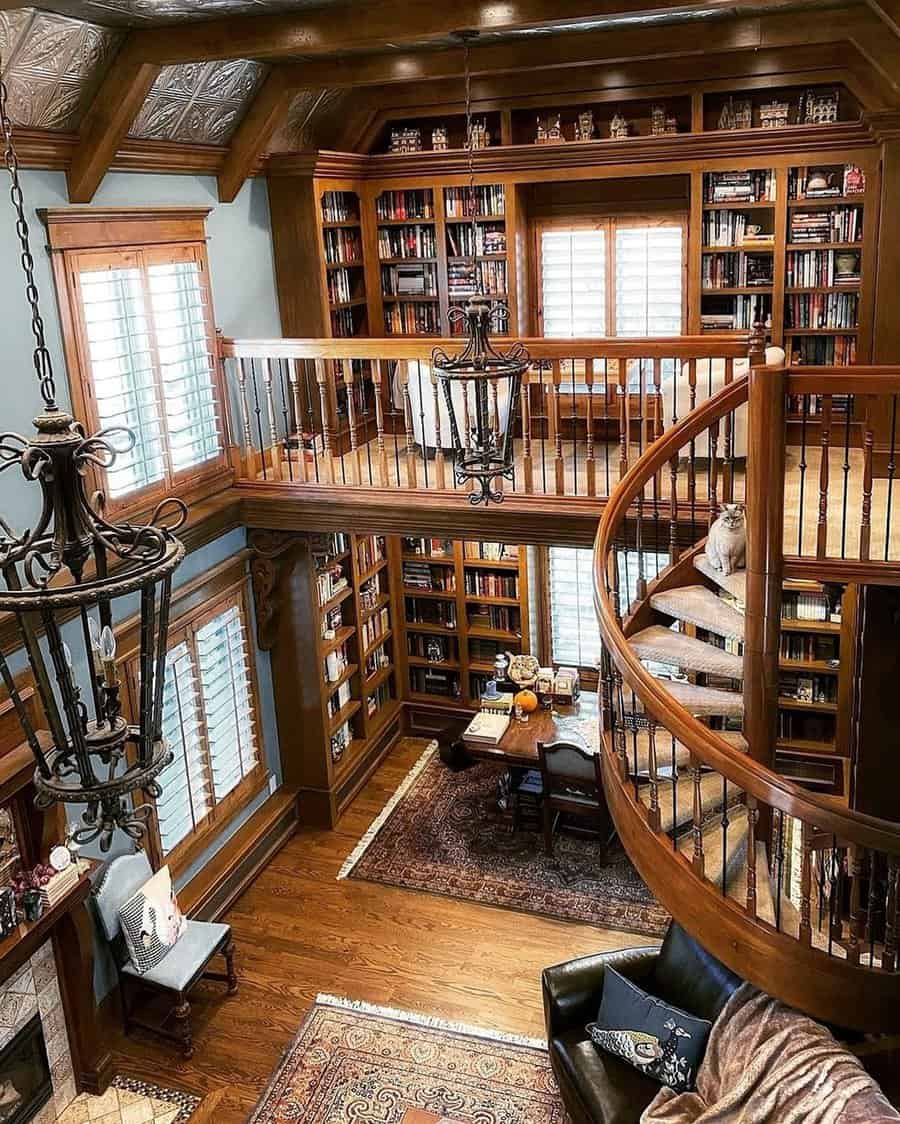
[[724, 838, 778, 926], [650, 585, 745, 641], [679, 804, 748, 888], [655, 677, 744, 717], [619, 728, 693, 776], [694, 555, 747, 604], [656, 771, 734, 834], [630, 625, 743, 679]]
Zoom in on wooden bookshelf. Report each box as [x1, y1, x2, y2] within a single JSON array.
[[376, 188, 441, 336], [321, 189, 369, 339], [392, 536, 530, 708]]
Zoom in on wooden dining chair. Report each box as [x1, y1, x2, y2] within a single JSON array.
[[537, 740, 609, 855]]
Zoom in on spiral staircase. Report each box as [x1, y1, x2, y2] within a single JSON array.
[[592, 370, 900, 1034]]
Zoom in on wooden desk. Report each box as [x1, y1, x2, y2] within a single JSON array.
[[460, 692, 599, 768]]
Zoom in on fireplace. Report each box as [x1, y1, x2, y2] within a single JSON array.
[[0, 1016, 52, 1124]]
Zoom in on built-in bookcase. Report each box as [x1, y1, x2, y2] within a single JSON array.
[[444, 184, 510, 336], [392, 536, 530, 707], [321, 189, 369, 339], [376, 188, 441, 336]]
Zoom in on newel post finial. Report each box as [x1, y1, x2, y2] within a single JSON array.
[[748, 321, 767, 367]]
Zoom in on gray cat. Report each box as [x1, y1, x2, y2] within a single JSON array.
[[706, 503, 746, 576]]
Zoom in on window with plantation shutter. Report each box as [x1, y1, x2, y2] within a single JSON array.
[[124, 579, 265, 872], [615, 224, 684, 337], [540, 228, 606, 338], [43, 208, 229, 515]]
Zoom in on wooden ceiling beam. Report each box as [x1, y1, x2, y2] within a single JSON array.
[[865, 0, 900, 37], [275, 6, 874, 90], [67, 40, 160, 203], [126, 0, 813, 65], [218, 68, 294, 203]]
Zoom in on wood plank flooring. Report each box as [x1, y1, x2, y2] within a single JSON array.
[[111, 739, 656, 1121]]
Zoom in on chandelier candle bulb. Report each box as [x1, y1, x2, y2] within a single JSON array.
[[99, 626, 117, 689]]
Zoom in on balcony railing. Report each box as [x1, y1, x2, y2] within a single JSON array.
[[219, 334, 759, 504]]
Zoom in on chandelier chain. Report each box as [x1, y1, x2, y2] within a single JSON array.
[[461, 35, 483, 297], [0, 63, 57, 412]]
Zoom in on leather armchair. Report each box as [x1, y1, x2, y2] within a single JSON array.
[[542, 923, 743, 1124]]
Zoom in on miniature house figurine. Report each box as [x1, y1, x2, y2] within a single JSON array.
[[389, 126, 422, 153], [650, 104, 679, 136], [536, 114, 564, 144], [610, 112, 629, 139], [469, 118, 490, 149], [574, 110, 595, 142], [760, 99, 790, 129], [431, 125, 449, 151], [718, 97, 752, 130], [801, 88, 839, 124]]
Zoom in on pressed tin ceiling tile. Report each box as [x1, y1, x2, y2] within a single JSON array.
[[128, 58, 267, 144], [0, 7, 123, 131], [15, 0, 349, 28]]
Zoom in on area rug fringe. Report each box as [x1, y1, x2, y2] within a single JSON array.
[[337, 740, 438, 879], [315, 992, 547, 1049]]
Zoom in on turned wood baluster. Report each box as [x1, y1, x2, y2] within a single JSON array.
[[608, 547, 622, 624], [817, 395, 833, 558], [669, 453, 680, 562], [288, 359, 308, 483], [585, 361, 596, 497], [690, 756, 705, 878], [430, 369, 446, 490], [847, 844, 864, 964], [619, 360, 630, 481], [399, 361, 418, 489], [799, 822, 813, 947], [860, 402, 874, 561], [723, 357, 735, 503], [687, 358, 697, 523], [652, 358, 663, 513], [520, 368, 534, 493], [549, 360, 565, 494], [884, 856, 898, 972], [647, 719, 661, 832], [342, 362, 363, 485], [708, 416, 720, 526], [314, 359, 334, 485], [236, 358, 255, 478], [865, 848, 879, 959], [371, 361, 389, 486], [612, 667, 629, 776], [262, 358, 282, 480], [746, 797, 759, 917]]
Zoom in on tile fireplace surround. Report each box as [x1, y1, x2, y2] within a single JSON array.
[[0, 939, 76, 1123]]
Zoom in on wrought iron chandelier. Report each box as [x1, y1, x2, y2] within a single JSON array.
[[431, 32, 530, 505], [0, 67, 183, 851]]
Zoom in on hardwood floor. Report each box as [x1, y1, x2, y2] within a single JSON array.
[[111, 738, 657, 1121]]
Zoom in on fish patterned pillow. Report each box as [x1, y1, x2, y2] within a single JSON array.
[[586, 968, 711, 1092]]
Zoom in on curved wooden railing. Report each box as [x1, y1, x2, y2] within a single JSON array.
[[592, 369, 900, 1032]]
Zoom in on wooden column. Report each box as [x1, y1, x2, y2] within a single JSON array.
[[742, 334, 784, 770]]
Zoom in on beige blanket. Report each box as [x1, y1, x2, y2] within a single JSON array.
[[642, 983, 899, 1124]]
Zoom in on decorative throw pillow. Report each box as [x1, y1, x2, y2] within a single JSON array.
[[586, 968, 711, 1093], [118, 865, 187, 974]]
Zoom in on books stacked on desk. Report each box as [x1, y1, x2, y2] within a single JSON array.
[[480, 692, 514, 714], [39, 861, 84, 911], [463, 711, 510, 745]]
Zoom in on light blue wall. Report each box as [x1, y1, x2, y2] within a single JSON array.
[[0, 169, 284, 997]]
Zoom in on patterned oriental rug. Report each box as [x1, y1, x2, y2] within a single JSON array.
[[249, 995, 567, 1123], [339, 743, 668, 938]]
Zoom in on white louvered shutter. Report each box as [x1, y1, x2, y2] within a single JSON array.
[[541, 229, 606, 338], [147, 259, 222, 473], [156, 641, 211, 855], [615, 225, 683, 337], [78, 265, 167, 498], [548, 546, 602, 669], [196, 605, 259, 802]]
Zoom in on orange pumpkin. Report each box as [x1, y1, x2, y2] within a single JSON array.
[[514, 689, 539, 714]]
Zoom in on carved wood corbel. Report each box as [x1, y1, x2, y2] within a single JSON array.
[[248, 530, 299, 651]]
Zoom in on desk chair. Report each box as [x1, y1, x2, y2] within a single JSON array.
[[93, 852, 237, 1058], [538, 740, 608, 856]]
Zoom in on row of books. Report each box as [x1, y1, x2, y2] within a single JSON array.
[[323, 228, 362, 265], [326, 679, 353, 719], [331, 307, 359, 337], [468, 605, 520, 634], [463, 572, 518, 598], [321, 191, 357, 224], [321, 604, 344, 640], [403, 537, 454, 558], [782, 591, 832, 621], [788, 166, 865, 199], [700, 294, 771, 330], [780, 673, 838, 704], [780, 632, 839, 662], [464, 541, 518, 560], [790, 336, 857, 365], [384, 303, 440, 334], [447, 223, 506, 258], [467, 636, 506, 663], [701, 253, 772, 288], [789, 207, 862, 244], [364, 644, 391, 679], [409, 667, 462, 698], [405, 601, 458, 629], [702, 211, 774, 248], [366, 681, 394, 719], [403, 561, 456, 591], [703, 170, 776, 203], [785, 249, 860, 288], [785, 292, 858, 330], [381, 263, 437, 297], [326, 267, 358, 305], [360, 606, 390, 652], [447, 260, 507, 298], [312, 533, 350, 562], [356, 535, 386, 574], [444, 185, 505, 218], [330, 720, 352, 762], [378, 226, 437, 260], [324, 644, 349, 685], [317, 565, 349, 608], [376, 190, 434, 221]]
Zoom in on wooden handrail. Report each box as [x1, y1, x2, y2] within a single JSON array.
[[592, 373, 900, 856], [784, 366, 900, 394], [220, 334, 751, 362]]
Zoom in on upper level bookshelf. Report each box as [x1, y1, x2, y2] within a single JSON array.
[[320, 189, 369, 339]]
